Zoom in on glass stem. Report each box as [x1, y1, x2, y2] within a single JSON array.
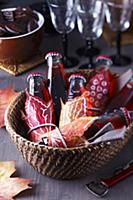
[[116, 31, 121, 59], [62, 33, 68, 65], [86, 39, 93, 68]]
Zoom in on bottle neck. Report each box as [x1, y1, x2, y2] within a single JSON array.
[[68, 78, 85, 100], [52, 57, 63, 68], [28, 76, 51, 103]]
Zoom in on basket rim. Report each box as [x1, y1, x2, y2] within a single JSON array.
[[4, 89, 132, 152]]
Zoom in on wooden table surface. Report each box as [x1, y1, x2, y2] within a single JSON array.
[[0, 1, 133, 199]]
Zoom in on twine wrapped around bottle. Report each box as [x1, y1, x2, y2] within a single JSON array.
[[4, 70, 133, 179]]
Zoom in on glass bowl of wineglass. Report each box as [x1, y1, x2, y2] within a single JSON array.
[[76, 0, 105, 69], [105, 0, 133, 66], [47, 0, 79, 68]]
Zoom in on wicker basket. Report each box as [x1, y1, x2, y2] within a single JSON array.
[[4, 67, 133, 179], [4, 91, 133, 179]]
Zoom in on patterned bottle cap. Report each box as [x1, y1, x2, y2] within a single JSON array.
[[68, 74, 86, 83], [27, 72, 44, 82], [96, 55, 113, 68], [45, 52, 62, 60]]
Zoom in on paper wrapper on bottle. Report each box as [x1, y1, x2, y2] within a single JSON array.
[[25, 92, 55, 142], [85, 68, 117, 115]]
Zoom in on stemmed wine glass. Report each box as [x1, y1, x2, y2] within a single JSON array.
[[76, 35, 100, 57], [105, 0, 133, 66], [76, 0, 105, 69], [47, 0, 79, 68]]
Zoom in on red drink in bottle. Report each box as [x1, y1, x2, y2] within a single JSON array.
[[25, 73, 55, 143], [45, 52, 67, 126], [84, 107, 132, 139], [68, 74, 86, 100], [27, 73, 50, 103], [105, 82, 133, 112]]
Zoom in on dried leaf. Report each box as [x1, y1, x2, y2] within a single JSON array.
[[60, 116, 98, 140], [65, 136, 89, 148], [0, 161, 32, 200], [0, 87, 18, 127], [35, 117, 97, 148], [46, 128, 67, 148], [0, 161, 16, 179], [0, 196, 9, 200], [59, 97, 93, 127]]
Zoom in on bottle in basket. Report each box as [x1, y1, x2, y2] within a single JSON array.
[[85, 56, 116, 116], [68, 74, 86, 100], [84, 107, 133, 139], [25, 73, 55, 143], [45, 52, 67, 126], [95, 55, 113, 69], [27, 73, 50, 102]]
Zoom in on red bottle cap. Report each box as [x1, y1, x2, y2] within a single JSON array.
[[68, 74, 86, 83], [45, 52, 62, 60], [27, 72, 44, 82], [96, 55, 113, 68]]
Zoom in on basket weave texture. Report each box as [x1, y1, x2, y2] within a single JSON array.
[[5, 79, 133, 179], [5, 92, 133, 179]]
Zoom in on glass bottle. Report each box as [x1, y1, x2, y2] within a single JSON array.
[[95, 55, 113, 69], [68, 74, 86, 100], [27, 73, 51, 103], [26, 73, 55, 143], [45, 52, 67, 126], [105, 82, 133, 112], [84, 107, 133, 139]]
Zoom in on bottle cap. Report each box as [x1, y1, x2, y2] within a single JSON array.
[[68, 74, 86, 83], [95, 55, 113, 68], [45, 52, 62, 61], [27, 72, 44, 82]]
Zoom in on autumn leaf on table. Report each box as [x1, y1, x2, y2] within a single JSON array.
[[0, 87, 18, 127], [0, 160, 32, 200]]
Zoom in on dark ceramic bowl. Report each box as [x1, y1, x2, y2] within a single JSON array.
[[0, 8, 45, 65]]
